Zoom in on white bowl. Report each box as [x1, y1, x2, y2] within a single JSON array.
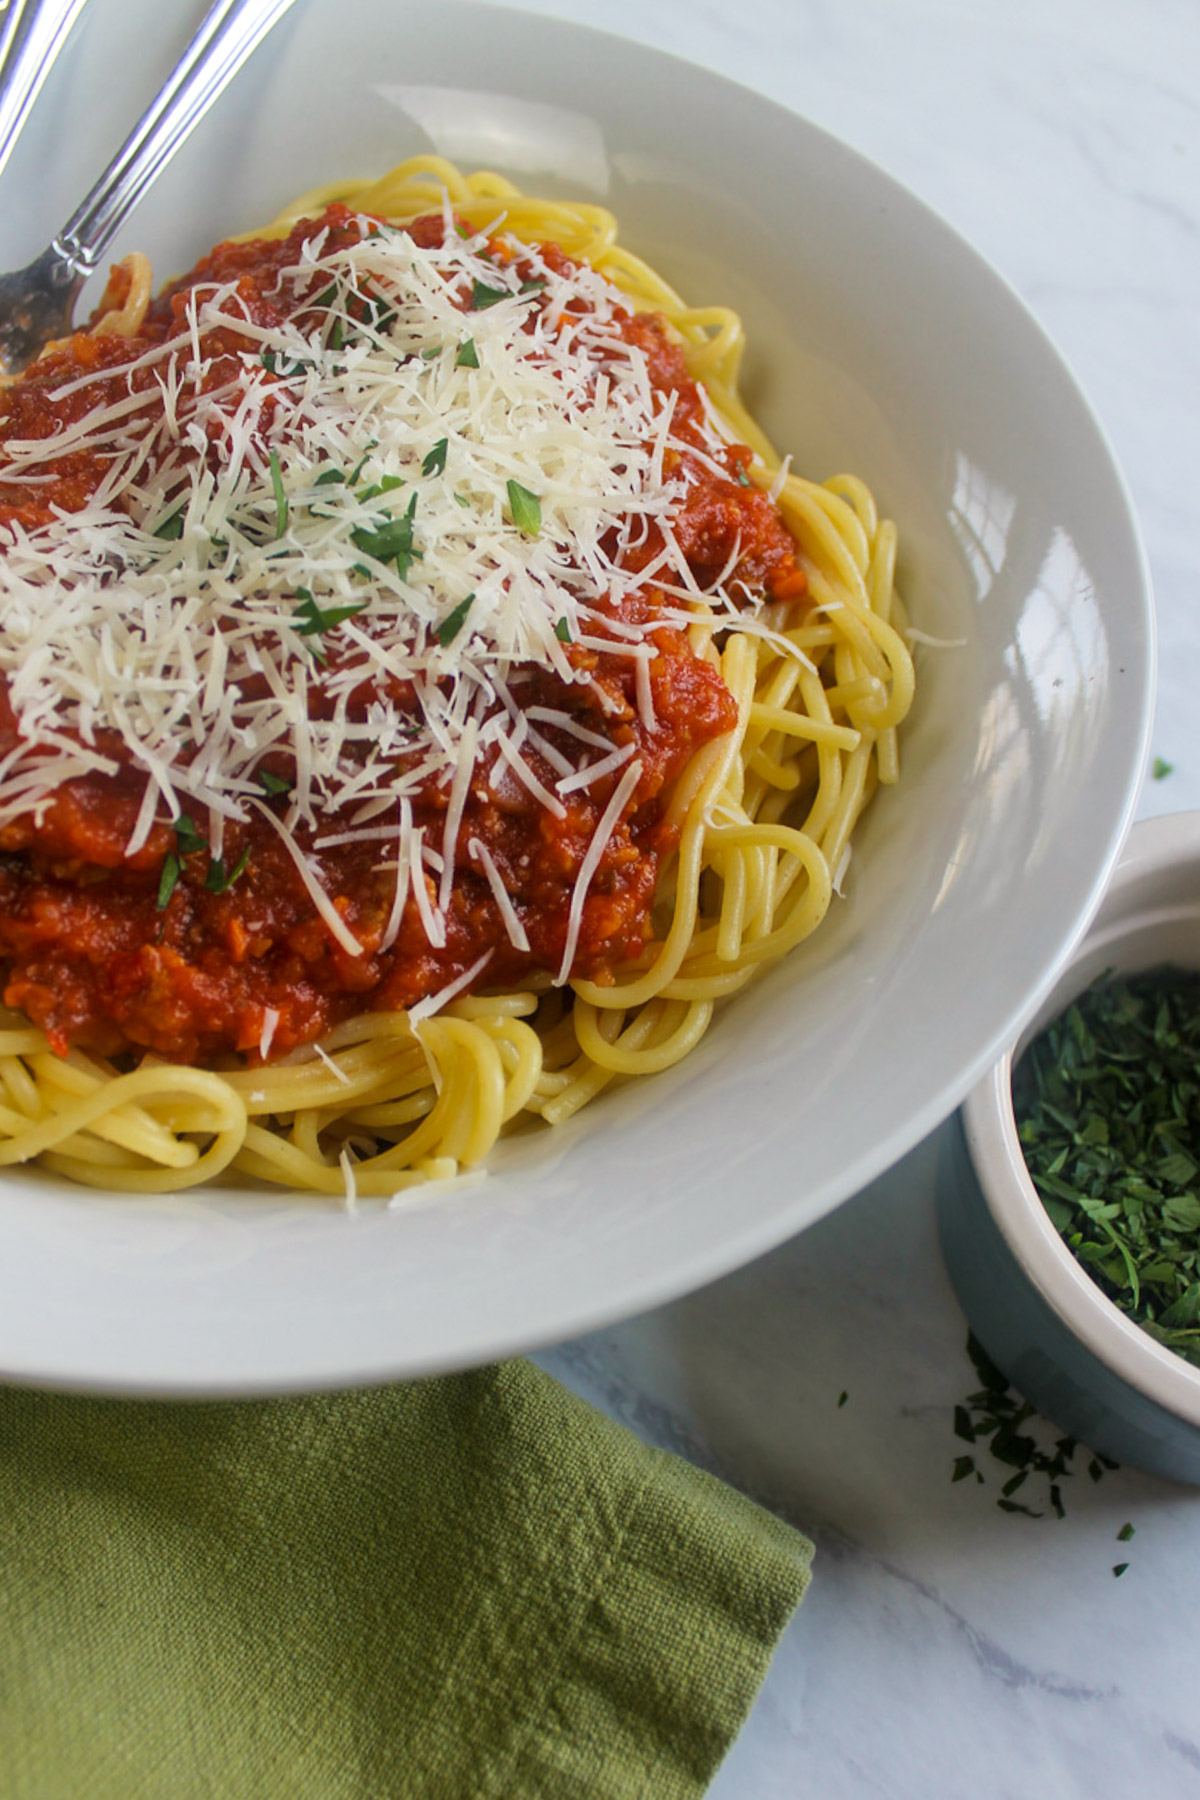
[[939, 815, 1200, 1483], [0, 0, 1153, 1393]]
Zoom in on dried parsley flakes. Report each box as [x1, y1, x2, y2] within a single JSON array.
[[1013, 965, 1200, 1369]]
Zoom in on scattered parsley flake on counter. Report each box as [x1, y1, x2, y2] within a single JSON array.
[[1113, 1562, 1130, 1578], [1152, 757, 1174, 780], [950, 1333, 1117, 1517], [507, 479, 541, 537], [455, 338, 479, 368], [837, 1390, 848, 1408], [436, 594, 475, 647], [1013, 965, 1200, 1370], [1117, 1521, 1135, 1541]]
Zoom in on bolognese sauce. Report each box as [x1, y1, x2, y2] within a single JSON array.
[[0, 208, 806, 1063]]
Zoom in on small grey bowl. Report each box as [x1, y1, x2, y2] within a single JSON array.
[[936, 811, 1200, 1484]]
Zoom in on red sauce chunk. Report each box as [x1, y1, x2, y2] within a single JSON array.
[[0, 208, 807, 1062]]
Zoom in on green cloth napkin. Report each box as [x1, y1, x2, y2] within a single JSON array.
[[0, 1361, 811, 1799]]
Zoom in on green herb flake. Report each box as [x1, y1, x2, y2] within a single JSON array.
[[261, 348, 312, 379], [1152, 757, 1174, 780], [455, 338, 480, 369], [153, 508, 185, 542], [436, 594, 475, 648], [1117, 1521, 1135, 1542], [1113, 1562, 1130, 1578], [257, 770, 293, 797], [950, 1333, 1114, 1519], [507, 479, 541, 538], [292, 587, 369, 660], [156, 853, 182, 911], [470, 279, 509, 309], [519, 277, 547, 294], [735, 462, 751, 487], [314, 468, 346, 488], [268, 450, 288, 538], [347, 443, 378, 486], [422, 438, 449, 478], [554, 617, 573, 644], [204, 846, 251, 896], [173, 814, 207, 857], [351, 491, 420, 580], [837, 1390, 848, 1408]]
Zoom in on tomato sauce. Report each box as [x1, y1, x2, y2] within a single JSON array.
[[0, 210, 806, 1062]]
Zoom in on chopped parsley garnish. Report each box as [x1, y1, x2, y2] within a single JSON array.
[[470, 279, 510, 309], [257, 770, 293, 797], [293, 587, 369, 660], [313, 468, 346, 488], [554, 617, 573, 643], [153, 508, 185, 541], [1153, 757, 1174, 780], [507, 479, 542, 537], [156, 853, 182, 911], [455, 338, 479, 369], [351, 491, 420, 579], [347, 443, 378, 487], [1113, 1562, 1130, 1578], [205, 846, 251, 895], [173, 814, 207, 857], [357, 474, 404, 504], [261, 349, 312, 379], [422, 438, 448, 477], [735, 462, 752, 487], [518, 277, 547, 294], [436, 593, 475, 647], [268, 450, 288, 537], [1014, 966, 1200, 1368]]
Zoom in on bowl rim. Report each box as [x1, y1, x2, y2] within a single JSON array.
[[961, 811, 1200, 1429]]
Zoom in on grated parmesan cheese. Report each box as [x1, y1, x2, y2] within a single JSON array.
[[0, 210, 772, 990]]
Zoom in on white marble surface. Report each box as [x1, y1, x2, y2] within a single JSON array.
[[524, 0, 1200, 1793]]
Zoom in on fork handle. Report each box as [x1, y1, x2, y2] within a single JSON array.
[[0, 0, 89, 186], [53, 0, 297, 278]]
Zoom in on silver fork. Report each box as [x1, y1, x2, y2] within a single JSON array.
[[0, 0, 90, 186], [0, 0, 299, 376]]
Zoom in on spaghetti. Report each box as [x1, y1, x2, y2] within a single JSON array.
[[0, 157, 913, 1196]]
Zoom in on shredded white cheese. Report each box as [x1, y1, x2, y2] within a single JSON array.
[[0, 211, 768, 985]]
